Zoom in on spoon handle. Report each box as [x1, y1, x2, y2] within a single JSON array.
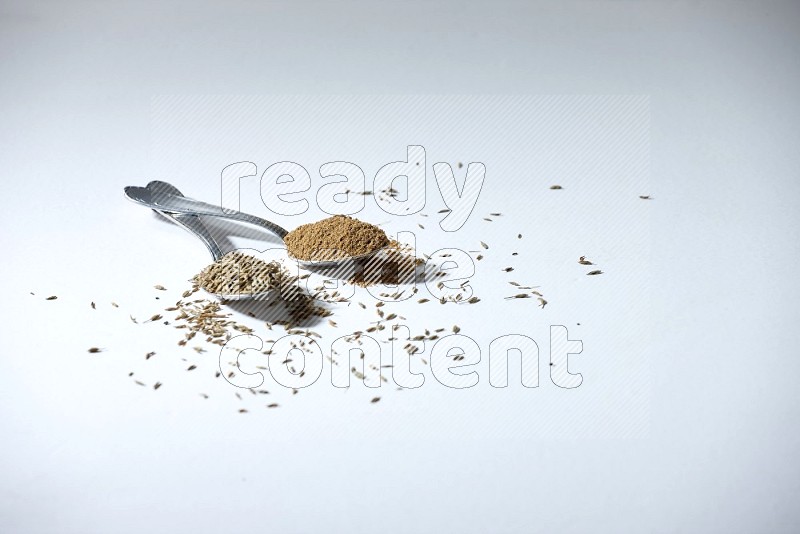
[[142, 192, 289, 240]]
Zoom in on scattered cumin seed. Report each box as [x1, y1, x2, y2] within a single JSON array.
[[148, 314, 162, 322], [639, 195, 652, 200], [187, 365, 197, 371], [371, 397, 381, 403], [480, 241, 488, 249], [418, 298, 429, 303], [550, 185, 563, 190], [90, 302, 96, 309], [579, 256, 594, 265], [87, 347, 102, 353], [46, 296, 57, 300], [267, 403, 279, 408], [154, 285, 167, 291], [145, 351, 155, 360], [239, 409, 248, 413], [452, 325, 461, 333], [153, 382, 162, 390], [587, 270, 604, 276], [503, 267, 514, 272]]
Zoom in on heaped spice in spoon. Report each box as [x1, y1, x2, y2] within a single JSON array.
[[194, 251, 285, 296], [284, 215, 389, 261]]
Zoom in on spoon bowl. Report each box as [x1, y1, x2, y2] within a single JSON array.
[[289, 246, 390, 270]]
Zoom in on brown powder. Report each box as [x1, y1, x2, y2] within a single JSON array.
[[284, 215, 389, 261]]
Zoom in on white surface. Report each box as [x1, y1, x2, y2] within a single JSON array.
[[1, 1, 799, 533]]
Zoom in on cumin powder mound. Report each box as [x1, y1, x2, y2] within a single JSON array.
[[284, 215, 389, 261]]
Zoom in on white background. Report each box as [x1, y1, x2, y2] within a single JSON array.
[[1, 1, 799, 533]]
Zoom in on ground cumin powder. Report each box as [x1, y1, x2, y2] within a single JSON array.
[[284, 215, 389, 261]]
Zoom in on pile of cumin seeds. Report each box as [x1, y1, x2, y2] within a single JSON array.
[[284, 215, 389, 261], [194, 251, 286, 296]]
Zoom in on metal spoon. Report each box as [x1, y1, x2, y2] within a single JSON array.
[[124, 181, 387, 270]]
